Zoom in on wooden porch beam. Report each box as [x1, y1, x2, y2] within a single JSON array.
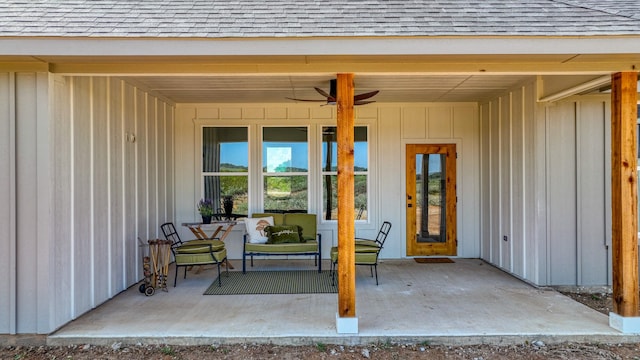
[[611, 71, 639, 317], [337, 73, 356, 319]]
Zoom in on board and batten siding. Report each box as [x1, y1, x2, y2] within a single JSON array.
[[480, 78, 611, 287], [173, 102, 480, 260], [399, 104, 480, 258], [0, 72, 52, 334], [0, 73, 175, 334], [545, 99, 610, 286], [479, 81, 539, 283]]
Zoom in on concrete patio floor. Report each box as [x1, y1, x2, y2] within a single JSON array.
[[48, 258, 640, 346]]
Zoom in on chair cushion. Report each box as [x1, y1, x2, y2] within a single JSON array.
[[283, 213, 316, 241], [355, 239, 379, 248], [244, 216, 274, 244], [355, 251, 378, 264], [355, 244, 380, 253], [245, 241, 318, 253], [266, 225, 302, 244], [175, 248, 227, 264], [176, 240, 225, 253], [330, 247, 338, 262], [330, 245, 379, 263]]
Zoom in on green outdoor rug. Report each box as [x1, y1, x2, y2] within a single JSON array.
[[204, 270, 336, 295]]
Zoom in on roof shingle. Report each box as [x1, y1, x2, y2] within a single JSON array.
[[0, 0, 639, 38]]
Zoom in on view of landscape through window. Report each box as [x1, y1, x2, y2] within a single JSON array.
[[202, 125, 368, 219]]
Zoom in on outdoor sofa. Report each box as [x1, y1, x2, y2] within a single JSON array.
[[242, 212, 321, 273]]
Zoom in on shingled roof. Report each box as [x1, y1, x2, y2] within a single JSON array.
[[1, 0, 639, 38]]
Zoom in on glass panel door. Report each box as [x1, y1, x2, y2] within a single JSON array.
[[406, 144, 457, 256]]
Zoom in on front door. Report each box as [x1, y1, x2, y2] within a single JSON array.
[[406, 144, 457, 256]]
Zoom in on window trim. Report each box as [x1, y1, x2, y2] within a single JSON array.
[[260, 125, 311, 212], [199, 125, 250, 214]]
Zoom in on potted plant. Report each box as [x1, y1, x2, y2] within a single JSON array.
[[197, 198, 214, 224], [222, 195, 234, 220]]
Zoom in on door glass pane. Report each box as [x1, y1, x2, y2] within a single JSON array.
[[416, 153, 446, 243]]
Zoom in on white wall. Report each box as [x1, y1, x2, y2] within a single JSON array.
[[174, 102, 480, 260], [0, 72, 52, 334], [0, 73, 175, 334], [479, 81, 539, 282], [544, 98, 610, 286], [480, 78, 611, 287]]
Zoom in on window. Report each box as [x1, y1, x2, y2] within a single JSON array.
[[321, 126, 368, 221], [262, 127, 308, 211], [202, 127, 248, 215]]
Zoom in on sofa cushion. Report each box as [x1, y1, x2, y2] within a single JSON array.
[[244, 216, 274, 244], [283, 213, 316, 241], [266, 225, 302, 244], [245, 241, 318, 254], [251, 213, 284, 225]]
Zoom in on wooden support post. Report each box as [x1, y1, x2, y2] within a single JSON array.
[[611, 71, 639, 318], [337, 73, 356, 320]]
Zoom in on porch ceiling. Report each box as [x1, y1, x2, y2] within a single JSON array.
[[122, 74, 535, 103]]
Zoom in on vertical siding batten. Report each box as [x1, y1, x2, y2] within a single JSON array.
[[576, 102, 582, 285], [524, 83, 537, 282], [604, 100, 613, 286], [69, 77, 76, 318], [92, 77, 110, 305], [52, 75, 72, 330], [507, 92, 514, 271], [2, 72, 18, 333], [498, 96, 503, 267], [156, 100, 165, 237], [36, 72, 53, 332], [89, 77, 96, 308], [479, 103, 490, 261], [544, 105, 552, 284], [511, 86, 525, 278], [9, 72, 17, 333]]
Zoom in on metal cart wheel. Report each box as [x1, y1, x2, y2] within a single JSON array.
[[144, 286, 155, 296]]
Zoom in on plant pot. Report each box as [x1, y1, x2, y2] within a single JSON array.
[[201, 215, 212, 224], [223, 196, 234, 219]]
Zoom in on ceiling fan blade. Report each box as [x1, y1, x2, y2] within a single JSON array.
[[314, 87, 334, 101], [285, 97, 328, 102], [354, 90, 380, 101], [354, 100, 376, 106]]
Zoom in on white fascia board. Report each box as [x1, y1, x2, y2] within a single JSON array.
[[0, 37, 639, 56]]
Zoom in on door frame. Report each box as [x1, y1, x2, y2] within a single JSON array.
[[405, 142, 458, 256]]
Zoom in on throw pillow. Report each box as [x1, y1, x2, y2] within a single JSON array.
[[266, 225, 302, 244], [244, 216, 274, 244]]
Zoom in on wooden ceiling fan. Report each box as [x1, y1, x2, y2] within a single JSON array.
[[287, 79, 379, 105]]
